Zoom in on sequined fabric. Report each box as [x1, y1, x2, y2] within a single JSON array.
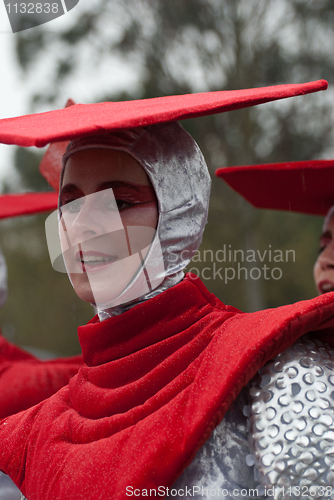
[[248, 335, 334, 499], [172, 387, 265, 499], [0, 472, 20, 499]]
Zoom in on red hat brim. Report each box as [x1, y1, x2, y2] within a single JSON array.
[[37, 80, 328, 191], [216, 159, 334, 216], [0, 81, 328, 217], [0, 192, 58, 219], [0, 80, 327, 148]]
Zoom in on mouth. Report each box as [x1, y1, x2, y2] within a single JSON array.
[[318, 280, 334, 294], [75, 250, 118, 272]]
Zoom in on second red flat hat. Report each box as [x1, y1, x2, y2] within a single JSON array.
[[216, 159, 334, 216]]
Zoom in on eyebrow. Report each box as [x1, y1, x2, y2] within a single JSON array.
[[96, 181, 145, 192], [60, 181, 144, 196], [60, 184, 83, 197]]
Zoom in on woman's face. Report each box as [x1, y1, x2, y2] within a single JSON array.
[[314, 213, 334, 295], [60, 148, 158, 305]]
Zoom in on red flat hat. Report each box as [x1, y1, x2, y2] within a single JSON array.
[[36, 80, 327, 190], [216, 159, 334, 216], [0, 81, 327, 148], [0, 80, 328, 216]]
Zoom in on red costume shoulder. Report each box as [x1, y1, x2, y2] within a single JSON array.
[[0, 275, 333, 500]]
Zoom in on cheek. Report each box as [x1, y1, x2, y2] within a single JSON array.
[[59, 223, 69, 252], [69, 273, 95, 303], [313, 260, 320, 281], [121, 204, 159, 229], [313, 259, 323, 294]]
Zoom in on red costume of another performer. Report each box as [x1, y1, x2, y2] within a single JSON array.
[[0, 99, 83, 422], [217, 158, 334, 495], [0, 191, 83, 418]]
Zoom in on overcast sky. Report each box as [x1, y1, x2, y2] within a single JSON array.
[[0, 2, 26, 181], [0, 1, 90, 183], [0, 1, 141, 186]]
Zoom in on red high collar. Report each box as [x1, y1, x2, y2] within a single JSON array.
[[78, 274, 230, 367]]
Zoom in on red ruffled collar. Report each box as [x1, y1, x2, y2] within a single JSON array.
[[78, 274, 232, 367]]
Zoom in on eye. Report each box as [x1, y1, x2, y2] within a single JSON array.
[[319, 234, 332, 254], [62, 198, 85, 214], [115, 199, 134, 211], [100, 198, 126, 211], [102, 193, 134, 211]]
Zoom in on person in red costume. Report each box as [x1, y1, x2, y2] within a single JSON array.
[[314, 205, 334, 296], [0, 103, 82, 422], [0, 193, 80, 499], [218, 159, 334, 496], [0, 82, 333, 500], [0, 192, 81, 421], [0, 102, 81, 421], [217, 158, 334, 299]]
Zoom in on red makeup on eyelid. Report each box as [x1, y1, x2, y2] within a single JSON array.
[[59, 185, 84, 207], [320, 231, 332, 248], [60, 182, 157, 206], [111, 185, 156, 204]]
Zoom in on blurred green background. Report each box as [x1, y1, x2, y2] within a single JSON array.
[[1, 0, 333, 355]]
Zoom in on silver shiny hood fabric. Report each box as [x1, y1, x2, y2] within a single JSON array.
[[62, 122, 211, 319]]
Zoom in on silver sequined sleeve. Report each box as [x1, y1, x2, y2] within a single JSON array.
[[172, 387, 265, 499]]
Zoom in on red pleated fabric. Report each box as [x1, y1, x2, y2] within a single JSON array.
[[0, 333, 82, 418], [0, 274, 334, 499]]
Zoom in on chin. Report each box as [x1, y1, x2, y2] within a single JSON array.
[[70, 272, 133, 307], [70, 274, 96, 304], [75, 287, 96, 305], [86, 280, 131, 308]]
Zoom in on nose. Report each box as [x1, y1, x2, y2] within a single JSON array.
[[317, 243, 334, 270], [319, 255, 334, 271], [63, 202, 106, 245]]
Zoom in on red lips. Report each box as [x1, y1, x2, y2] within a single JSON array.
[[318, 280, 334, 294], [75, 250, 118, 273]]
